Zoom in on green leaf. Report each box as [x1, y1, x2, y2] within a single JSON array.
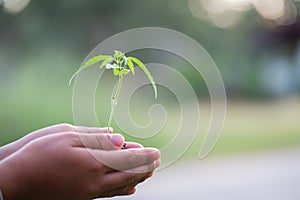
[[85, 55, 112, 66], [100, 57, 114, 68], [127, 59, 135, 75], [69, 55, 112, 84], [114, 50, 125, 60], [128, 57, 157, 98], [113, 68, 119, 76], [119, 69, 130, 75], [99, 60, 107, 68]]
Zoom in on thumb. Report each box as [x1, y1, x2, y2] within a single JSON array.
[[76, 133, 125, 150]]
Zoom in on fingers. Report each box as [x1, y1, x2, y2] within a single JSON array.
[[126, 188, 137, 195], [11, 124, 113, 153], [27, 124, 112, 141], [91, 148, 160, 172], [71, 132, 145, 151], [75, 133, 124, 150], [43, 123, 112, 135], [123, 158, 160, 173], [100, 186, 137, 198], [123, 142, 144, 149], [101, 170, 154, 193], [75, 126, 113, 134]]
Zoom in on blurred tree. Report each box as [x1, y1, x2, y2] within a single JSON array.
[[0, 0, 299, 98]]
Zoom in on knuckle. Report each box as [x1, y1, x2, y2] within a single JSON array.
[[126, 173, 137, 185], [88, 134, 112, 150], [115, 187, 126, 195], [147, 162, 156, 172], [52, 132, 78, 147], [89, 159, 103, 172], [58, 123, 74, 132], [127, 154, 137, 169], [99, 134, 112, 148], [121, 186, 134, 195], [61, 132, 77, 140], [82, 182, 99, 196]]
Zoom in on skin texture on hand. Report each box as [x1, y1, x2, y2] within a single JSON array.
[[0, 124, 160, 200], [0, 124, 113, 160]]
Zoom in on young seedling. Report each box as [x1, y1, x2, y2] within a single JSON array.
[[69, 50, 157, 133]]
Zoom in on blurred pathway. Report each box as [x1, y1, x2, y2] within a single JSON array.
[[108, 147, 300, 200]]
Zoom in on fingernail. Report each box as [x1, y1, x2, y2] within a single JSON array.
[[147, 172, 154, 177], [104, 127, 113, 133], [155, 159, 161, 168], [111, 134, 124, 146], [148, 148, 161, 159]]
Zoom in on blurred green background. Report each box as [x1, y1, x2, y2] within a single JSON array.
[[0, 0, 300, 158]]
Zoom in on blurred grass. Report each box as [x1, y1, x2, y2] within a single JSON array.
[[110, 97, 300, 158], [185, 99, 300, 158], [0, 55, 299, 157], [1, 68, 300, 157]]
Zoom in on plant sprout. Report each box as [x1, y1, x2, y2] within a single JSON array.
[[70, 50, 157, 133]]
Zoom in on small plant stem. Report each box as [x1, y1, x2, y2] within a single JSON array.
[[107, 75, 123, 133]]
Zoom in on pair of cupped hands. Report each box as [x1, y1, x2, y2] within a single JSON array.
[[0, 124, 160, 200]]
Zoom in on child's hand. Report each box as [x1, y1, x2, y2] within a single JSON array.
[[0, 130, 160, 199], [0, 123, 112, 160]]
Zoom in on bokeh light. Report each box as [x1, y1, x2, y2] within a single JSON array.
[[189, 0, 298, 28], [2, 0, 31, 14], [1, 1, 300, 199]]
